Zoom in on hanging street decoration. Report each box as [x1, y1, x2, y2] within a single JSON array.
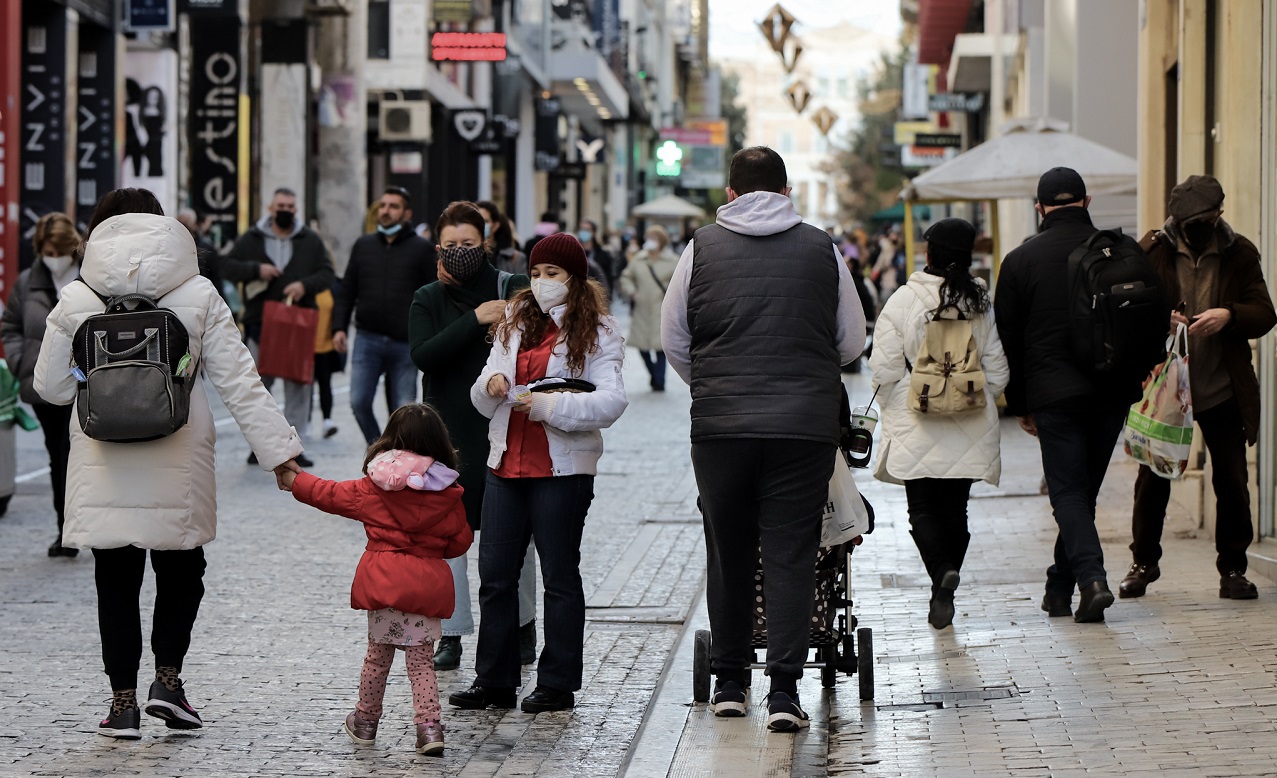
[[787, 81, 811, 114], [812, 105, 838, 136], [758, 3, 796, 54]]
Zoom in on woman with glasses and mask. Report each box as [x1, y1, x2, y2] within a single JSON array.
[[2, 212, 84, 556], [408, 201, 538, 674]]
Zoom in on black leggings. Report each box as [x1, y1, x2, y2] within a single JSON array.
[[904, 478, 974, 589], [313, 350, 343, 420], [92, 546, 207, 691], [32, 403, 73, 534]]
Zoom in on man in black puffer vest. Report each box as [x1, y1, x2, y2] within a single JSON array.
[[662, 147, 865, 732]]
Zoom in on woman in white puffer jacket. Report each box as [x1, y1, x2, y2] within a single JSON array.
[[869, 218, 1009, 631], [451, 232, 627, 715], [34, 189, 303, 739]]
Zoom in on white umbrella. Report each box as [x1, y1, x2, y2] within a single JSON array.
[[902, 117, 1138, 201], [631, 194, 707, 219]]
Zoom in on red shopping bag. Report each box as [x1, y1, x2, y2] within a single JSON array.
[[257, 299, 318, 383]]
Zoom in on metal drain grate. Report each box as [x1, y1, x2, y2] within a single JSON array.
[[922, 686, 1020, 704], [876, 702, 943, 712]]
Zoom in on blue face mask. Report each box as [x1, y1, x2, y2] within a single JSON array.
[[378, 223, 404, 236], [577, 230, 593, 244], [484, 223, 492, 239]]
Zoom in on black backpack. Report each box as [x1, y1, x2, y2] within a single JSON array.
[[1066, 230, 1168, 382], [71, 285, 196, 443]]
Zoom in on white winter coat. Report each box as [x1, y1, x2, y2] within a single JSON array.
[[471, 305, 628, 476], [869, 271, 1009, 486], [34, 214, 303, 550]]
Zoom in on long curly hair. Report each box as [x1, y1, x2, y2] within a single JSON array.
[[494, 277, 611, 374]]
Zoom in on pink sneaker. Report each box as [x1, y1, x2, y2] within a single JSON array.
[[415, 720, 445, 756], [344, 711, 378, 745]]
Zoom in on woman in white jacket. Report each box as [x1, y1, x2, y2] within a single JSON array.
[[451, 232, 628, 714], [869, 218, 1009, 630], [34, 189, 303, 739]]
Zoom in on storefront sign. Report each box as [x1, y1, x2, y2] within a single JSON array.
[[126, 0, 175, 32], [534, 97, 561, 172], [913, 133, 962, 148], [659, 127, 711, 145], [929, 92, 984, 113], [188, 16, 241, 251], [20, 4, 69, 270], [178, 0, 236, 12], [430, 33, 507, 62], [124, 49, 178, 215], [433, 0, 472, 23], [76, 26, 117, 230]]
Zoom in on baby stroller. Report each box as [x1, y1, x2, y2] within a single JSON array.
[[692, 392, 876, 702]]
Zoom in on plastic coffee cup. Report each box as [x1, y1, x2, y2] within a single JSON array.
[[848, 406, 878, 457]]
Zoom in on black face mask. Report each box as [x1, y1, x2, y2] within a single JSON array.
[[439, 245, 489, 282], [1182, 220, 1215, 251], [273, 210, 296, 230]]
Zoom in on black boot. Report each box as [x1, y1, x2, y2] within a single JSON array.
[[1074, 580, 1114, 623], [434, 636, 462, 670]]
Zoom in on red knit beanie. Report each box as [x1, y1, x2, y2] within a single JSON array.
[[529, 232, 589, 278]]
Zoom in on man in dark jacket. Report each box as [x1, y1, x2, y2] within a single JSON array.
[[1119, 175, 1276, 601], [332, 186, 436, 444], [222, 187, 334, 463], [661, 146, 865, 732], [995, 167, 1139, 624]]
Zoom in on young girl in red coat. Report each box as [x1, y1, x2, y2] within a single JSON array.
[[281, 403, 473, 756]]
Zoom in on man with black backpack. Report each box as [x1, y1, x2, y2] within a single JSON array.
[[1119, 176, 1276, 601], [995, 167, 1168, 624]]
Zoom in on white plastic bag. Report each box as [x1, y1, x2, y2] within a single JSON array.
[[1124, 324, 1193, 479], [822, 451, 872, 546]]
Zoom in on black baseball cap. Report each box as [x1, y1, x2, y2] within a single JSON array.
[[923, 218, 977, 253], [1036, 167, 1087, 206]]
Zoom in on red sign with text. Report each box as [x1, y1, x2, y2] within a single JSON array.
[[430, 32, 507, 62]]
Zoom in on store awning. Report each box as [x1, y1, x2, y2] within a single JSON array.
[[947, 33, 1015, 93], [631, 194, 706, 219], [548, 36, 628, 125]]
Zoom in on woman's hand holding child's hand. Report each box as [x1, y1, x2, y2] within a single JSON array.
[[274, 459, 302, 491]]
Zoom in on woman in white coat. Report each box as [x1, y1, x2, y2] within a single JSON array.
[[34, 189, 303, 739], [869, 218, 1009, 630], [449, 232, 628, 714], [617, 225, 678, 391]]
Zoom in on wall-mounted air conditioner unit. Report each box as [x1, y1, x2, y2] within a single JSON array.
[[379, 101, 432, 142]]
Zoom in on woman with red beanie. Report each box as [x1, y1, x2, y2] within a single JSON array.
[[450, 232, 629, 713]]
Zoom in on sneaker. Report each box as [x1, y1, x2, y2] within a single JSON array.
[[143, 679, 203, 729], [98, 704, 141, 740], [766, 691, 810, 732], [1220, 571, 1259, 600], [519, 620, 537, 666], [415, 720, 445, 756], [323, 419, 339, 439], [294, 454, 314, 468], [344, 710, 377, 745], [709, 680, 747, 717], [434, 636, 462, 671]]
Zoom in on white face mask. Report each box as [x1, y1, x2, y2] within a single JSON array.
[[43, 255, 74, 275], [642, 239, 659, 252], [531, 278, 570, 312]]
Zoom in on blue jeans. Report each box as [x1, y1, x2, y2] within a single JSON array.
[[441, 545, 537, 636], [640, 350, 667, 390], [1035, 407, 1127, 595], [349, 330, 419, 444], [476, 473, 594, 691]]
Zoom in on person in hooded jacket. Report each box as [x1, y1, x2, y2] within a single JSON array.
[[408, 201, 538, 673], [661, 146, 865, 732], [34, 188, 304, 740], [869, 218, 1009, 630], [2, 212, 83, 557], [618, 225, 679, 391]]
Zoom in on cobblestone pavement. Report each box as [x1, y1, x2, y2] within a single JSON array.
[[0, 327, 706, 778], [828, 374, 1277, 777]]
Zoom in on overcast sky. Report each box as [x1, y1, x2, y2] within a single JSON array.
[[708, 0, 903, 62]]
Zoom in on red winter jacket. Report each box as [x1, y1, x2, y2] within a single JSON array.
[[292, 472, 473, 618]]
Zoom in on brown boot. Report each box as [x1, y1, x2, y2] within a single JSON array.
[[415, 720, 445, 756]]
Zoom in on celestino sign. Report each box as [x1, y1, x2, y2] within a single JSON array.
[[430, 33, 507, 62]]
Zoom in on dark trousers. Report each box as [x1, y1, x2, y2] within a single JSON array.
[[1035, 408, 1127, 595], [692, 438, 834, 691], [92, 546, 207, 691], [1131, 397, 1252, 574], [904, 478, 973, 589], [313, 351, 342, 420], [32, 403, 73, 536], [476, 473, 594, 691], [639, 350, 667, 390]]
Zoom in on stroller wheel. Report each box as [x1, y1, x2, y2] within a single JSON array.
[[857, 627, 874, 701], [693, 629, 712, 703]]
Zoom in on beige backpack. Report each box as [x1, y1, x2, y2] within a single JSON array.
[[908, 311, 987, 415]]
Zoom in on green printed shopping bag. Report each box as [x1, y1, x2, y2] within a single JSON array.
[[1123, 324, 1192, 479]]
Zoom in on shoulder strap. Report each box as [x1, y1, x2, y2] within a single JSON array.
[[646, 263, 668, 295]]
